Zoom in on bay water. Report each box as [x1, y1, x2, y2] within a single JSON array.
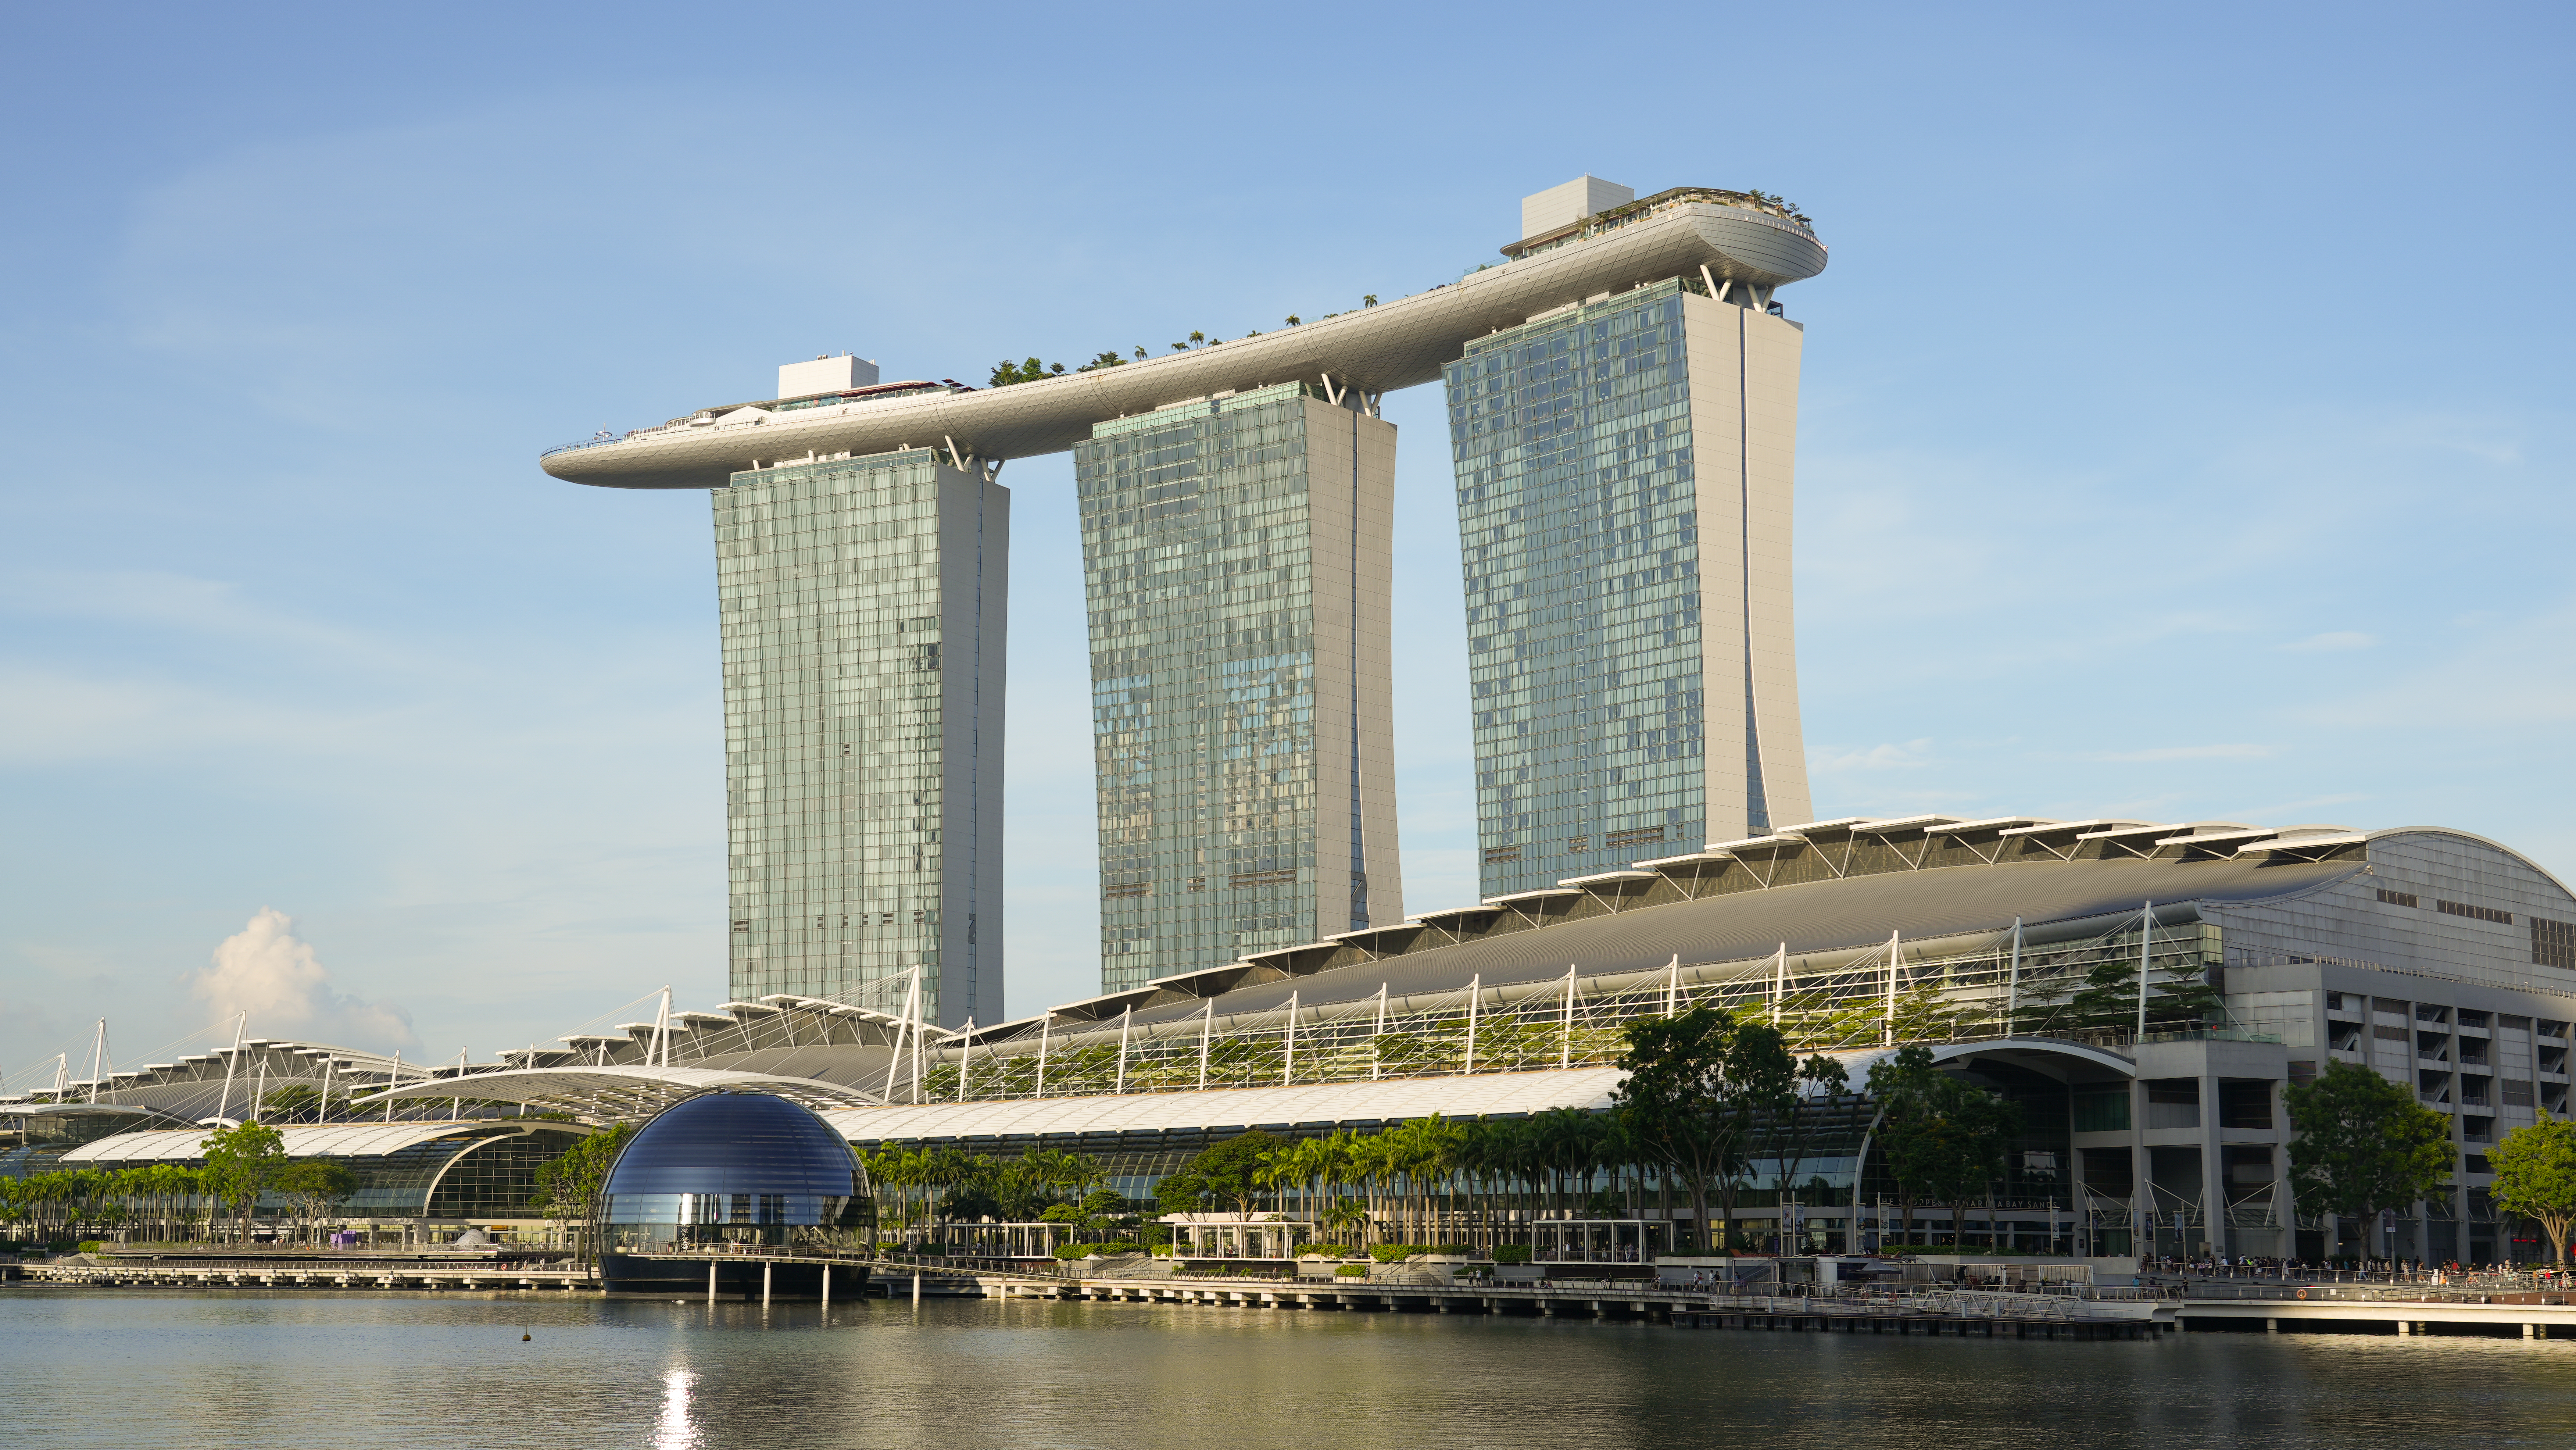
[[3, 1288, 2568, 1448]]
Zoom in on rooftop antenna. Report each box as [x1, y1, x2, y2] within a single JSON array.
[[2006, 918, 2024, 1034], [1196, 1001, 1212, 1091], [2136, 902, 2154, 1041], [1560, 965, 1578, 1070], [1772, 944, 1786, 1029], [884, 969, 922, 1104], [213, 1012, 247, 1122], [909, 972, 924, 1106], [1371, 984, 1388, 1081], [1882, 931, 1901, 1046]]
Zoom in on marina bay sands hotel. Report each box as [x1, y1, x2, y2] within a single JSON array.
[[541, 177, 1828, 1029]]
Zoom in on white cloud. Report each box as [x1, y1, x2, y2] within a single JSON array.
[[2094, 744, 2274, 763], [2282, 631, 2376, 652], [188, 908, 418, 1053]]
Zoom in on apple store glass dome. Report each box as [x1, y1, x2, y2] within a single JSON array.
[[601, 1090, 867, 1250]]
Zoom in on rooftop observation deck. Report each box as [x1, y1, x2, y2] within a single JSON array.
[[538, 190, 1828, 490]]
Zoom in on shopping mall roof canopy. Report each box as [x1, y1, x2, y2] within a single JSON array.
[[825, 1036, 2140, 1145], [351, 1064, 886, 1121], [825, 1067, 1629, 1144], [61, 1119, 574, 1164]]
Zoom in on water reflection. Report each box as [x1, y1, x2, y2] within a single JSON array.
[[6, 1290, 2575, 1450], [652, 1369, 697, 1450]]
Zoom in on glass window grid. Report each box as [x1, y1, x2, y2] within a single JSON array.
[[715, 449, 974, 1017], [1076, 387, 1346, 994], [1445, 281, 1710, 899]]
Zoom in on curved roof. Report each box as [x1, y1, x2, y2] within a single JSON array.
[[826, 1068, 1626, 1143], [605, 1091, 859, 1201], [62, 1120, 581, 1164], [822, 1036, 2139, 1144], [1118, 853, 2357, 1029], [353, 1064, 884, 1119], [541, 201, 1825, 489]]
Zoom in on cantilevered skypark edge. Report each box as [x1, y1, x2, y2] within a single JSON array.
[[536, 189, 1827, 490]]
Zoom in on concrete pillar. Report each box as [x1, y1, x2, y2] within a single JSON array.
[[707, 1260, 717, 1303], [2266, 1318, 2278, 1333], [2524, 1323, 2536, 1339], [822, 1265, 830, 1307], [2396, 1319, 2409, 1336], [2199, 1063, 2225, 1258], [762, 1260, 772, 1306]]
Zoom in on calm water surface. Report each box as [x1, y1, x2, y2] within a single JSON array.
[[3, 1287, 2570, 1449]]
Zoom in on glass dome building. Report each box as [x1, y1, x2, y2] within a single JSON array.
[[598, 1090, 869, 1298]]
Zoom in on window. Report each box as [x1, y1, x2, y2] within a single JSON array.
[[2416, 1003, 2450, 1024], [2219, 1080, 2273, 1130], [2145, 1079, 2201, 1130], [2072, 1087, 2131, 1133], [2533, 916, 2576, 971], [2325, 992, 2345, 1012], [2080, 1147, 2135, 1196], [2467, 1154, 2493, 1174], [2288, 1060, 2318, 1086], [2458, 1009, 2490, 1030], [2505, 1080, 2534, 1107], [1481, 846, 1522, 863], [2377, 888, 2419, 908], [2438, 899, 2513, 925]]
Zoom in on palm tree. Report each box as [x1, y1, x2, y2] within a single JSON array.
[[1284, 315, 1300, 326], [1362, 295, 1378, 307]]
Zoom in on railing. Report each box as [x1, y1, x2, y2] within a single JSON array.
[[541, 433, 637, 458]]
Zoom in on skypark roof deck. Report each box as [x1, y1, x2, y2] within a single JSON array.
[[537, 195, 1827, 490]]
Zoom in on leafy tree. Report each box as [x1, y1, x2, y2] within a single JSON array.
[[1079, 351, 1127, 372], [198, 1120, 287, 1243], [1613, 1006, 1790, 1251], [2490, 1113, 2576, 1267], [1156, 1131, 1277, 1217], [273, 1160, 358, 1243], [1284, 315, 1300, 326], [2031, 939, 2226, 1035], [988, 357, 1067, 387], [2286, 1060, 2454, 1257], [532, 1122, 634, 1252], [1865, 1047, 2022, 1246]]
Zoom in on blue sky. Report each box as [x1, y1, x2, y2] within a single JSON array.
[[3, 3, 2569, 1080]]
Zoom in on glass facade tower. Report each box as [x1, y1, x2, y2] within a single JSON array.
[[1075, 382, 1402, 994], [1446, 278, 1813, 900], [715, 448, 1006, 1026]]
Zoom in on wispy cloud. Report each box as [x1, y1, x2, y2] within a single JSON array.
[[1814, 738, 1935, 772], [2095, 744, 2275, 762], [2282, 631, 2376, 652]]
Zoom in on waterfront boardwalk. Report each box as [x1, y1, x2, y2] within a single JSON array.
[[973, 1272, 2164, 1339], [18, 1250, 2576, 1341], [18, 1253, 593, 1292]]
